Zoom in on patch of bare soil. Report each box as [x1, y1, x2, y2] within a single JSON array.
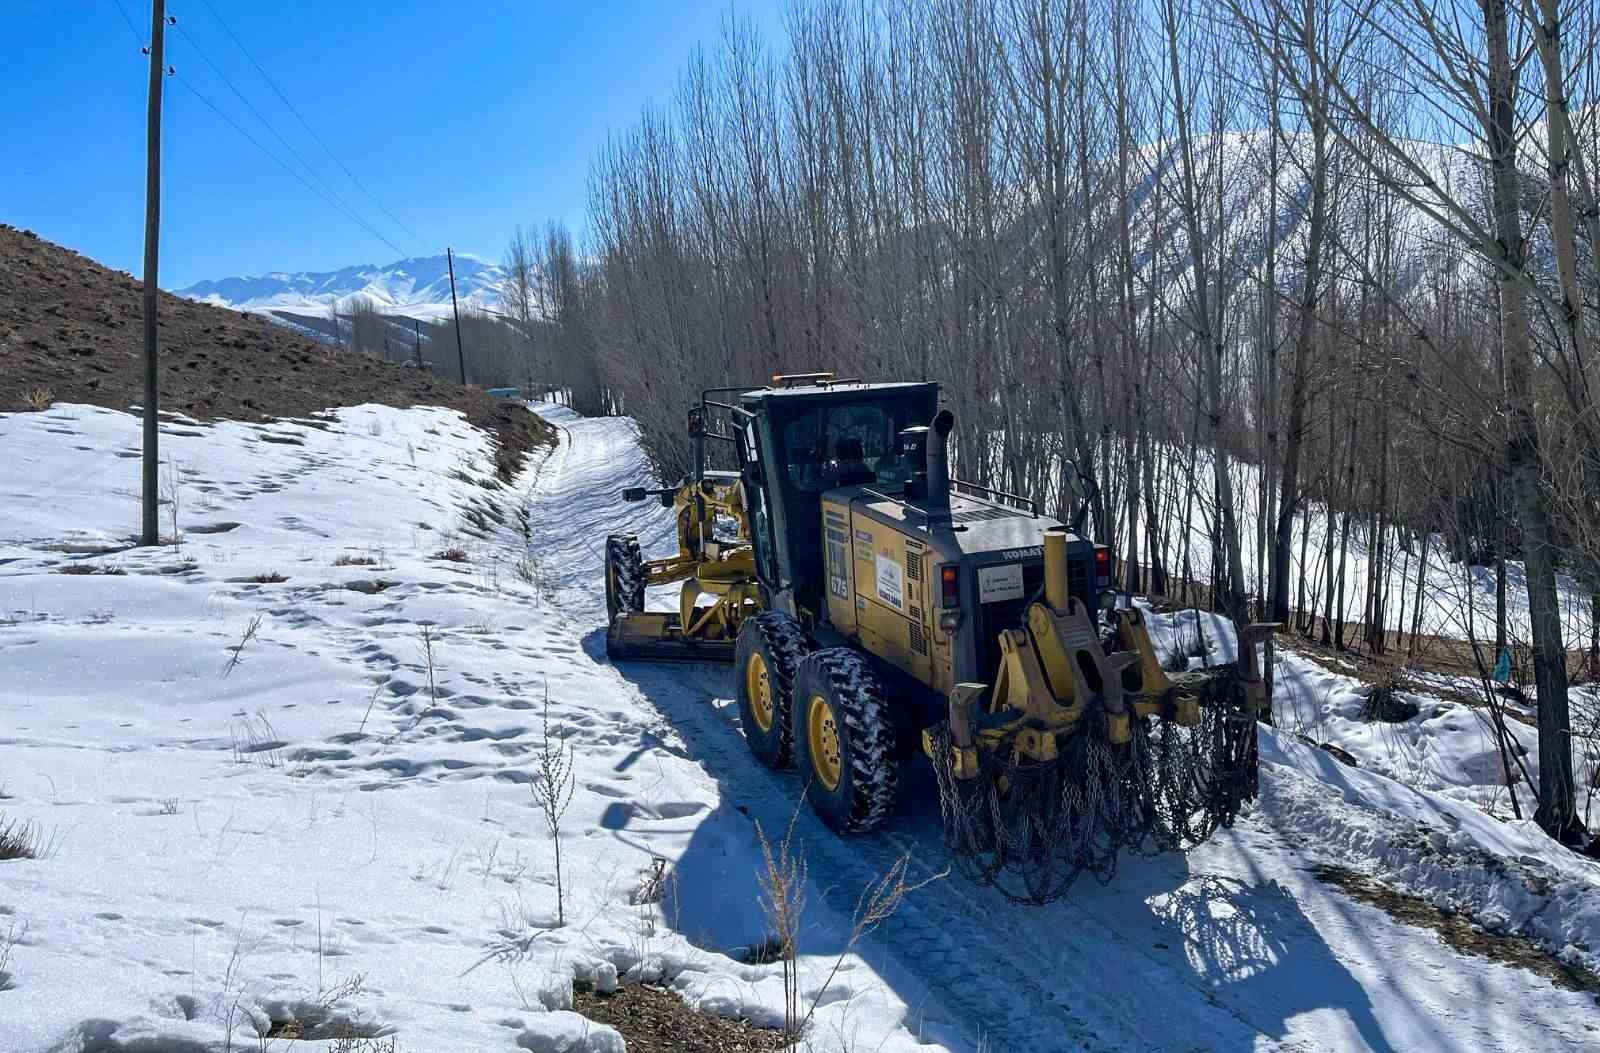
[[0, 224, 551, 468], [1313, 864, 1600, 999], [574, 984, 788, 1052]]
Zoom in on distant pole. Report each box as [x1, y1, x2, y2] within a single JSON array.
[[446, 247, 466, 385], [140, 1, 167, 547], [413, 318, 422, 368]]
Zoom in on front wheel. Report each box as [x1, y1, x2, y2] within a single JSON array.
[[792, 648, 898, 833], [604, 534, 645, 621], [734, 611, 808, 769]]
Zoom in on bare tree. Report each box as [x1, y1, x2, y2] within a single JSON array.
[[347, 295, 385, 356], [502, 225, 542, 392], [528, 0, 1597, 842]]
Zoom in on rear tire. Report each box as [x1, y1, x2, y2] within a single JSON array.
[[604, 534, 645, 621], [792, 648, 898, 833], [734, 611, 807, 769]]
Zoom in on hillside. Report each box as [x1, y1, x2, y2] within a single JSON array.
[[0, 225, 543, 457]]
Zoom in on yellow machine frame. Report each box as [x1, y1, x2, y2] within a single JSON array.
[[607, 473, 762, 658], [920, 530, 1273, 777]]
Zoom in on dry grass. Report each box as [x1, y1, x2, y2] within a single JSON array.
[[0, 813, 58, 861], [1363, 660, 1422, 723], [433, 546, 470, 563], [493, 442, 525, 484], [334, 551, 380, 567], [515, 554, 559, 606], [57, 563, 125, 576], [230, 711, 284, 768], [755, 803, 941, 1042], [1315, 864, 1600, 995], [0, 915, 25, 991], [1162, 617, 1211, 672], [754, 809, 807, 1037], [248, 572, 289, 584], [574, 984, 785, 1052], [23, 387, 53, 411], [329, 1036, 401, 1053], [630, 857, 669, 907]]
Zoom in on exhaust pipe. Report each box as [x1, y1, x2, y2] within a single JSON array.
[[926, 409, 954, 523]]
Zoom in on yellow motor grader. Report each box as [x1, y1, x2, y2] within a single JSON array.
[[604, 376, 1272, 902]]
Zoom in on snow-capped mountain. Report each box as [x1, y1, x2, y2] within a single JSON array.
[[176, 253, 505, 321]]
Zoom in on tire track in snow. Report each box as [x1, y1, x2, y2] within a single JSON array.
[[522, 406, 1309, 1053]]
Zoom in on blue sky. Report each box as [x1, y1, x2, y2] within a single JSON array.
[[8, 1, 780, 288]]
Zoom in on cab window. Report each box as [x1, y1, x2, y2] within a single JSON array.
[[780, 400, 917, 493]]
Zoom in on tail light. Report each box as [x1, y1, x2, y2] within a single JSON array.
[[1094, 546, 1111, 587], [940, 564, 959, 607]]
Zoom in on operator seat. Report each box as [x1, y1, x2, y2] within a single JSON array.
[[824, 437, 876, 487]]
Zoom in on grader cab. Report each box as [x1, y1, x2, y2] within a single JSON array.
[[603, 375, 1271, 902]]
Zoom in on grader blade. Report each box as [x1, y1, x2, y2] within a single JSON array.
[[605, 611, 738, 663]]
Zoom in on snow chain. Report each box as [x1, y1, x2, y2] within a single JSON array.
[[929, 672, 1259, 906]]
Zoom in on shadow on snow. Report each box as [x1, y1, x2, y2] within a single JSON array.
[[580, 625, 1396, 1052]]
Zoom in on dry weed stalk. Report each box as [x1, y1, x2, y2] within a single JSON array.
[[357, 681, 384, 736], [0, 915, 26, 990], [756, 799, 943, 1044], [794, 854, 943, 1040], [222, 614, 264, 679], [418, 625, 439, 704], [754, 803, 808, 1038], [530, 684, 576, 926], [163, 459, 183, 550]]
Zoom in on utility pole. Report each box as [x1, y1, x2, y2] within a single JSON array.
[[141, 1, 169, 546], [446, 247, 466, 385], [413, 318, 423, 369]]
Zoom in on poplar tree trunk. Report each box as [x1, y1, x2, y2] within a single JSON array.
[[1484, 0, 1579, 840], [1269, 0, 1329, 625]]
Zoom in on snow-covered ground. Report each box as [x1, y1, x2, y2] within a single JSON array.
[[2, 400, 1597, 1052], [0, 402, 945, 1052], [1267, 625, 1600, 826], [1107, 443, 1596, 648]]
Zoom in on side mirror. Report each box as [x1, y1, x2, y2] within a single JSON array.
[[659, 490, 676, 509], [621, 486, 647, 503]]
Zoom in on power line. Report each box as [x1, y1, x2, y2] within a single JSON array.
[[170, 20, 401, 257], [170, 71, 409, 259], [194, 0, 425, 249], [110, 0, 143, 46], [108, 3, 410, 261]]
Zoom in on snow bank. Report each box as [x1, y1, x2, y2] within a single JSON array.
[[0, 402, 946, 1053], [1141, 605, 1600, 979]]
